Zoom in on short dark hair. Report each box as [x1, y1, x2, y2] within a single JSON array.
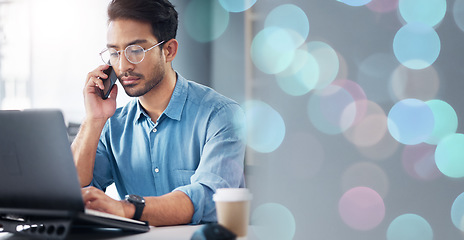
[[108, 0, 178, 42]]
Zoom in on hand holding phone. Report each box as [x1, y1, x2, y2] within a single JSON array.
[[100, 66, 118, 100]]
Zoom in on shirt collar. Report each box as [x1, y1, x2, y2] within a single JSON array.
[[163, 72, 187, 121], [134, 72, 187, 124], [135, 100, 149, 123]]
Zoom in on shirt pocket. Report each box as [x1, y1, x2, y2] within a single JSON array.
[[173, 169, 195, 187]]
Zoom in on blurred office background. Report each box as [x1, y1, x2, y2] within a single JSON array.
[[1, 0, 464, 239]]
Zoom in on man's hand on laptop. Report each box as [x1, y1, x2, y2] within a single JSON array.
[[82, 186, 136, 220]]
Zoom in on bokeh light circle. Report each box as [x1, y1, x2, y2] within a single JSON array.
[[358, 130, 400, 161], [307, 85, 355, 135], [218, 0, 256, 13], [251, 203, 296, 240], [451, 192, 464, 231], [335, 52, 349, 80], [454, 0, 464, 32], [338, 187, 385, 231], [243, 100, 285, 153], [265, 4, 309, 48], [251, 27, 296, 74], [425, 100, 458, 145], [399, 0, 446, 27], [333, 79, 368, 126], [305, 41, 340, 89], [393, 23, 441, 70], [337, 0, 372, 7], [402, 143, 441, 181], [387, 214, 433, 240], [387, 98, 434, 145], [341, 162, 389, 197], [275, 49, 319, 96], [390, 64, 440, 101], [358, 53, 398, 103], [344, 100, 387, 148], [435, 133, 464, 178], [348, 114, 387, 147], [184, 0, 230, 43], [366, 0, 398, 13]]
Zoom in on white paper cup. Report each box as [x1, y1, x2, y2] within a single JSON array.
[[213, 188, 252, 237]]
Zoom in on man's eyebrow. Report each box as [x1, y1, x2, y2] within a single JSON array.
[[106, 39, 149, 48]]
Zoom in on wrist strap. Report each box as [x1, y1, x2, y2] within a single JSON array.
[[132, 203, 144, 220], [125, 194, 145, 220]]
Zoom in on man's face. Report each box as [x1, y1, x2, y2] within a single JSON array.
[[107, 19, 165, 97]]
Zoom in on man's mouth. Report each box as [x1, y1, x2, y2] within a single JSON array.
[[119, 71, 144, 86], [120, 76, 140, 86]]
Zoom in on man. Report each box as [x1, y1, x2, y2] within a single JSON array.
[[71, 0, 246, 226]]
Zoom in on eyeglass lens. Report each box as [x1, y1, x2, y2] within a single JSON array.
[[100, 45, 146, 66]]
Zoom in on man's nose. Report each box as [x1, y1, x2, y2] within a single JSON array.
[[118, 51, 135, 73]]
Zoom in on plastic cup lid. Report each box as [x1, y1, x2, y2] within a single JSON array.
[[213, 188, 253, 202]]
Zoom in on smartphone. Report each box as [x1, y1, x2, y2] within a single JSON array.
[[100, 66, 118, 100]]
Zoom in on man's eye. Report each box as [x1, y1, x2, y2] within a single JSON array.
[[130, 48, 144, 54]]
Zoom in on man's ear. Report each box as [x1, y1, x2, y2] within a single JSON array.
[[162, 39, 178, 63]]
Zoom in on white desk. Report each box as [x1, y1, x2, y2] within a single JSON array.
[[0, 225, 254, 239]]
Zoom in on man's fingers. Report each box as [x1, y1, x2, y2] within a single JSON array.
[[86, 65, 110, 90], [82, 187, 106, 211], [81, 186, 102, 201]]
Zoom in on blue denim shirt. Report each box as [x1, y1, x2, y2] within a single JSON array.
[[91, 73, 246, 224]]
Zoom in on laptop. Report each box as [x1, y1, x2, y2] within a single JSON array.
[[0, 109, 150, 239]]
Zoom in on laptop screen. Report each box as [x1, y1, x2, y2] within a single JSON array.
[[0, 109, 84, 216]]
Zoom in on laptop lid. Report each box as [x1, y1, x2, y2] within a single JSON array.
[[0, 110, 149, 238], [0, 109, 84, 216]]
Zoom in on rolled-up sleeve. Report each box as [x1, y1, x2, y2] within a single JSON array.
[[174, 103, 246, 224]]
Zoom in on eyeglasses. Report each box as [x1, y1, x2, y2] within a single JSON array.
[[99, 41, 165, 66]]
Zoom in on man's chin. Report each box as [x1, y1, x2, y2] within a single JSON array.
[[122, 86, 140, 97], [122, 86, 150, 98]]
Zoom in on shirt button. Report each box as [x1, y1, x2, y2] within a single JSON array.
[[153, 128, 157, 133], [154, 168, 159, 173]]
